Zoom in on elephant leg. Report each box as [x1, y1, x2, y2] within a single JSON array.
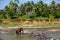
[[16, 31, 19, 35], [19, 31, 24, 35]]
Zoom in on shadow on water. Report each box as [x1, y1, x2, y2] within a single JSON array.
[[0, 28, 60, 40]]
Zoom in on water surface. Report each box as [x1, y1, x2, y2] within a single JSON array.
[[0, 28, 60, 40]]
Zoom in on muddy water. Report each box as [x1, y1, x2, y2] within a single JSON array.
[[0, 28, 60, 40]]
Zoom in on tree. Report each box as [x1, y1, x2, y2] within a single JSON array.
[[0, 0, 60, 21], [49, 0, 56, 18], [35, 1, 45, 17], [0, 10, 4, 20]]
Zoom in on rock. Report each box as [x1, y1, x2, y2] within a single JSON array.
[[50, 38, 59, 40]]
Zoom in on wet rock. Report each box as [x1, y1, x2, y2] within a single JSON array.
[[50, 38, 59, 40]]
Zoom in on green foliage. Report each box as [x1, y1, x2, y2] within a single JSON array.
[[0, 0, 60, 20], [35, 17, 49, 20], [0, 10, 4, 20], [19, 15, 31, 20], [49, 14, 54, 20], [29, 13, 37, 19]]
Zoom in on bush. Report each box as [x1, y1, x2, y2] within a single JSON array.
[[35, 17, 49, 20], [19, 15, 31, 20]]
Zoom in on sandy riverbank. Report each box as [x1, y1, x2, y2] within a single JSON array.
[[0, 26, 60, 32], [0, 26, 60, 29]]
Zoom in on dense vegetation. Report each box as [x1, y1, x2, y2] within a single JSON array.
[[0, 0, 60, 21]]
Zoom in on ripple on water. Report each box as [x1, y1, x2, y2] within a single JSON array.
[[0, 28, 60, 40]]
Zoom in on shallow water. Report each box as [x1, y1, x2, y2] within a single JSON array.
[[0, 28, 60, 40]]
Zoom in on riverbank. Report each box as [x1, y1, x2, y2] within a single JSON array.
[[0, 26, 60, 33], [0, 20, 60, 30], [0, 26, 60, 29], [0, 21, 60, 27]]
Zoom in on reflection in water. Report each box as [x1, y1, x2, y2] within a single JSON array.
[[0, 34, 38, 40], [0, 28, 60, 40]]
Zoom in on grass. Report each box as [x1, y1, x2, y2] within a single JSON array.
[[0, 21, 60, 28], [0, 22, 22, 27]]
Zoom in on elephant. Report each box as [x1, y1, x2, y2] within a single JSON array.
[[16, 28, 24, 35]]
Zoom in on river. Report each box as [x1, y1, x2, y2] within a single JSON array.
[[0, 28, 60, 40]]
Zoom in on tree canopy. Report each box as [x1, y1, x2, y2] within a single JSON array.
[[0, 0, 60, 20]]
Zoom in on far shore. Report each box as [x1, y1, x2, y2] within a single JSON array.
[[0, 26, 60, 30], [0, 26, 60, 32]]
